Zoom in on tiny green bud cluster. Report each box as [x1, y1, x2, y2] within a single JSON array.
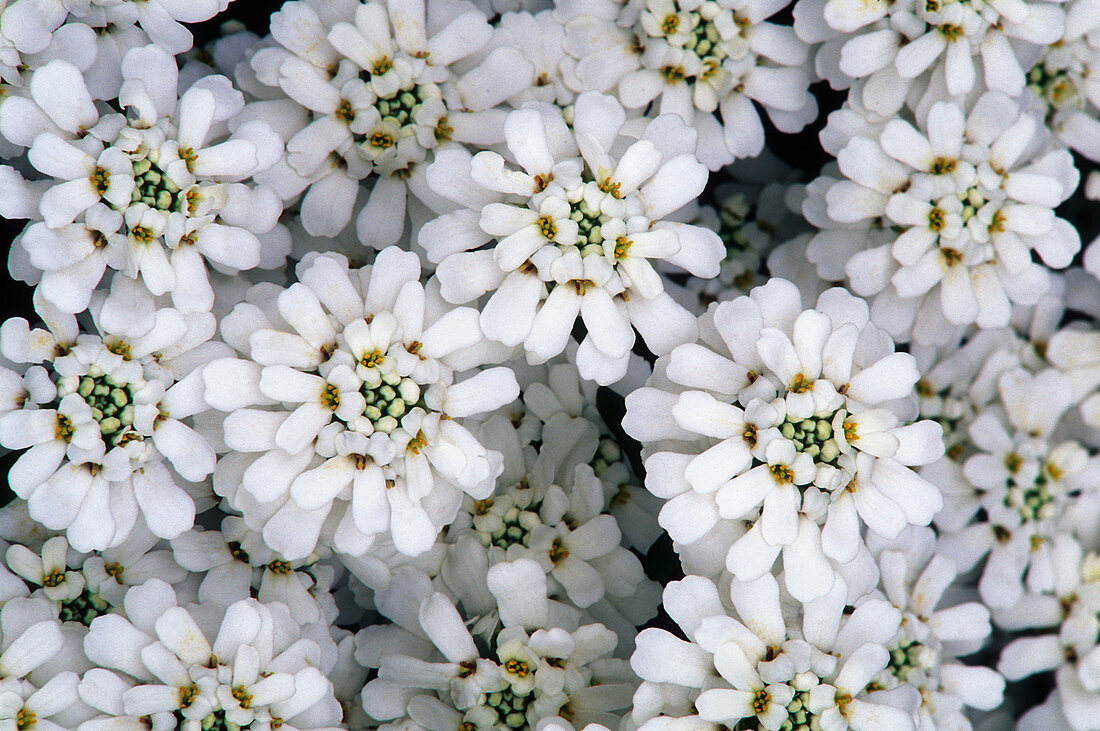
[[886, 640, 930, 683], [130, 150, 184, 213], [361, 372, 422, 434], [59, 366, 139, 446], [568, 198, 608, 256], [485, 686, 534, 729], [59, 587, 110, 626], [780, 414, 841, 466], [592, 436, 624, 477], [472, 496, 541, 550], [1005, 462, 1057, 522]]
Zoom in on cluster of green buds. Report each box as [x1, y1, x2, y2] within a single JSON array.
[[777, 689, 821, 731], [717, 193, 754, 255], [885, 639, 933, 684], [375, 84, 427, 129], [59, 588, 110, 626], [957, 185, 986, 224], [1026, 62, 1079, 112], [482, 686, 534, 729], [568, 198, 609, 258], [1004, 457, 1058, 522], [680, 4, 730, 63], [361, 371, 422, 434], [592, 436, 624, 477], [130, 149, 184, 214], [59, 366, 140, 447], [174, 709, 250, 731], [471, 494, 541, 550], [780, 414, 841, 467]]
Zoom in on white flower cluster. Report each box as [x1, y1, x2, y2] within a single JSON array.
[[0, 0, 1094, 728]]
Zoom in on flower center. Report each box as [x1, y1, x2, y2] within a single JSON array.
[[568, 198, 608, 257], [472, 501, 539, 550], [886, 639, 930, 683], [59, 587, 110, 626], [62, 367, 139, 447], [361, 371, 423, 434], [15, 709, 35, 731], [484, 686, 534, 729], [130, 151, 183, 213], [1004, 456, 1059, 522], [780, 414, 842, 467]]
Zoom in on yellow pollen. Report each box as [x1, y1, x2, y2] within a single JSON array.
[[938, 23, 964, 40], [598, 177, 622, 199], [929, 156, 956, 174], [16, 708, 35, 731], [940, 247, 964, 267], [769, 463, 793, 484], [369, 131, 394, 149], [334, 99, 356, 123], [231, 685, 254, 709], [927, 207, 946, 231], [504, 658, 530, 677], [130, 226, 155, 244], [179, 146, 197, 173], [89, 167, 110, 195], [789, 373, 812, 394], [661, 65, 685, 83], [320, 383, 340, 411], [373, 56, 394, 75], [55, 414, 74, 443], [537, 215, 557, 240], [549, 536, 569, 564], [613, 236, 632, 259], [661, 14, 679, 34]]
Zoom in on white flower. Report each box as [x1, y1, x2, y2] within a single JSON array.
[[422, 92, 722, 385], [807, 93, 1080, 344], [81, 580, 341, 730], [562, 0, 816, 167], [624, 280, 944, 602], [0, 282, 219, 551], [18, 46, 282, 314], [360, 574, 633, 729], [795, 0, 1065, 118], [866, 527, 1005, 728], [170, 516, 332, 624], [250, 0, 535, 242], [996, 537, 1100, 731], [1047, 326, 1100, 432], [441, 411, 659, 640], [204, 249, 518, 560], [934, 367, 1100, 609], [630, 573, 919, 729]]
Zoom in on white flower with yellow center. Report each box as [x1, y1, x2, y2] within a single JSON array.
[[421, 91, 722, 385], [624, 279, 944, 602], [0, 284, 219, 552], [249, 0, 535, 243], [807, 93, 1080, 345], [630, 574, 920, 729], [933, 367, 1100, 609], [19, 45, 282, 315], [204, 249, 518, 560], [81, 580, 340, 730], [562, 0, 816, 167]]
